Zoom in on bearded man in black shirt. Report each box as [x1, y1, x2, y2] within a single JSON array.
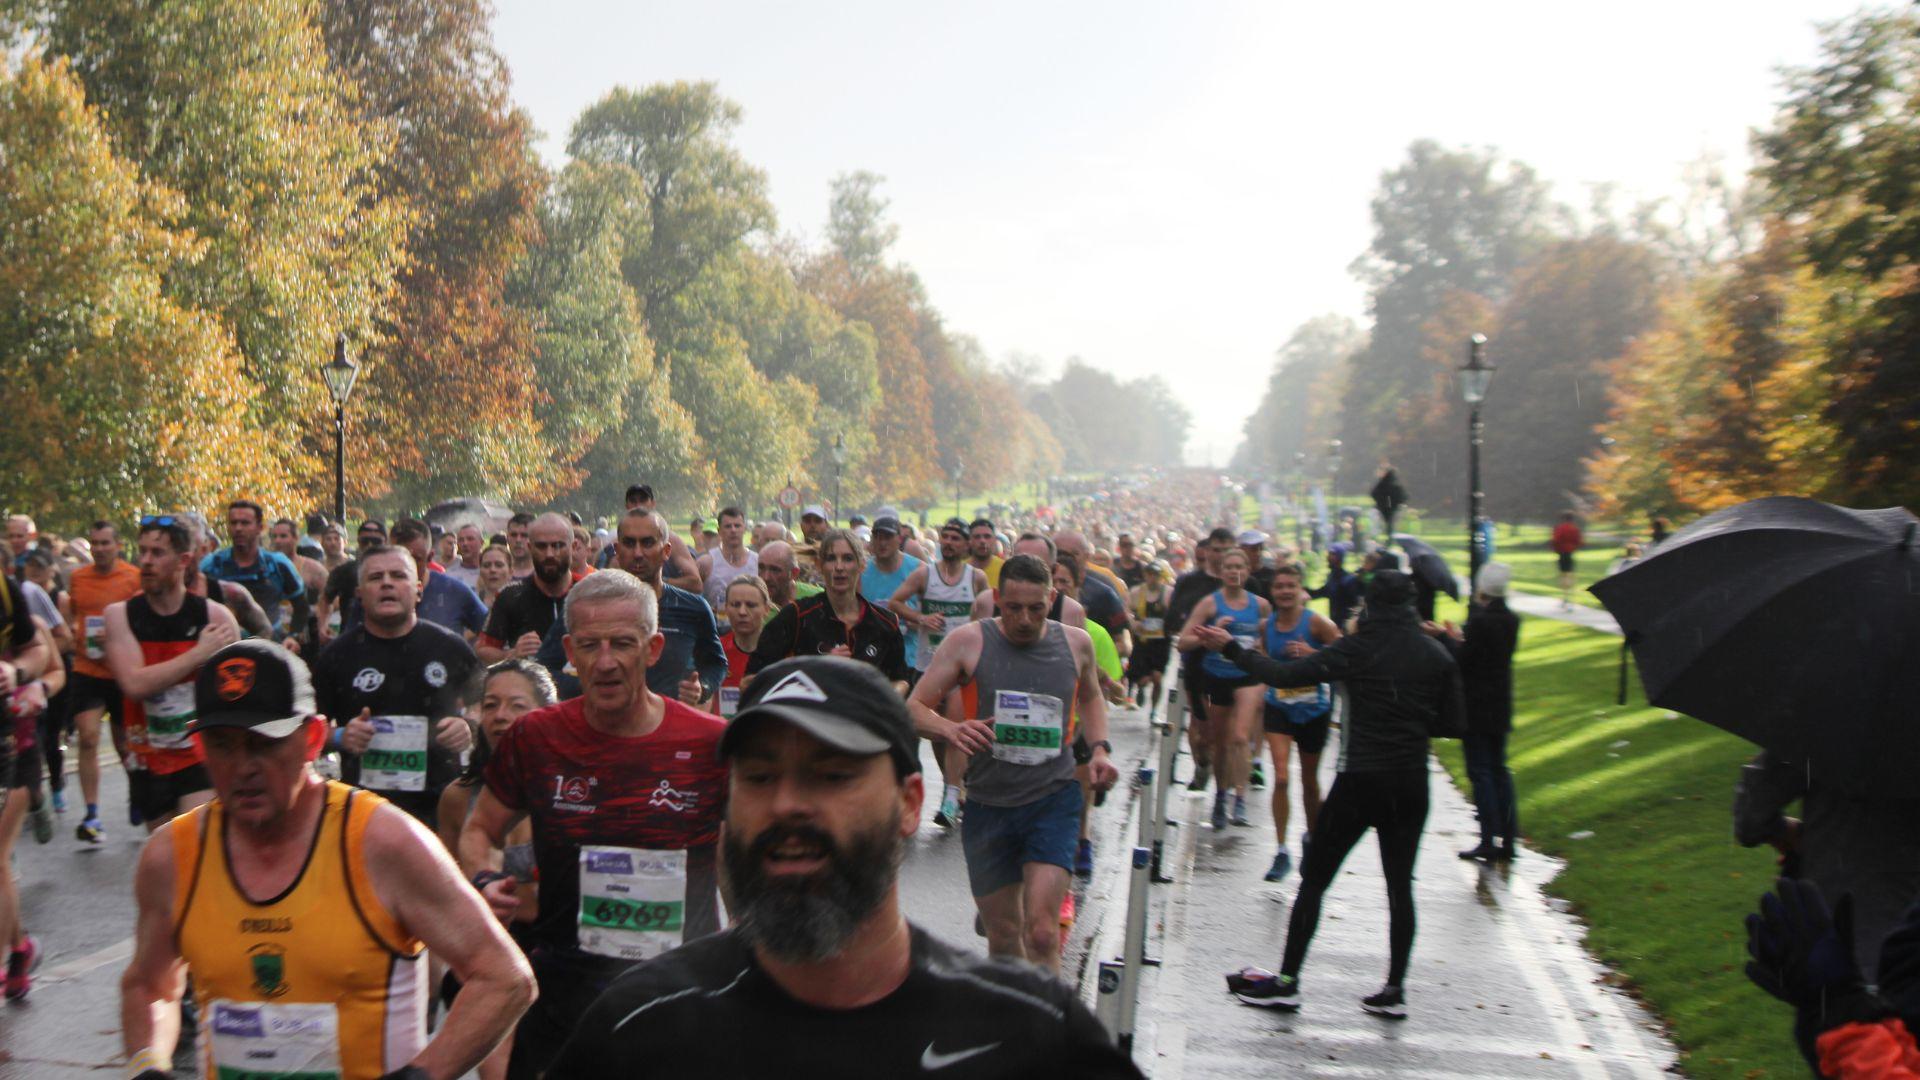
[[547, 657, 1141, 1079]]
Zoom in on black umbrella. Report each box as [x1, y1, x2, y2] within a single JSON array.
[[1590, 496, 1920, 797], [1391, 534, 1461, 600]]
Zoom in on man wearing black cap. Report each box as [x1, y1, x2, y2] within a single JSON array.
[[459, 569, 728, 1077], [545, 656, 1142, 1079], [1194, 569, 1464, 1020], [318, 519, 387, 645], [120, 640, 533, 1080]]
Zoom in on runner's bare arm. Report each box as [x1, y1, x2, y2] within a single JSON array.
[[3, 619, 48, 687], [105, 600, 239, 700], [664, 546, 703, 593], [886, 565, 930, 627], [969, 589, 995, 622], [456, 786, 525, 879], [221, 581, 272, 638], [120, 827, 188, 1065], [1310, 612, 1343, 644], [366, 803, 535, 1078], [906, 624, 992, 754]]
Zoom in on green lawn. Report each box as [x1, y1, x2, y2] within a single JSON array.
[[1431, 617, 1803, 1079]]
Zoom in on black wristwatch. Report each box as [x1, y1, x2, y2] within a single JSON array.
[[1090, 739, 1113, 756], [469, 869, 511, 891]]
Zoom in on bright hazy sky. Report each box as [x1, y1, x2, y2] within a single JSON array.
[[490, 1, 1864, 465]]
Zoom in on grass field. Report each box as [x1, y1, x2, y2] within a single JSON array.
[[1428, 615, 1804, 1079]]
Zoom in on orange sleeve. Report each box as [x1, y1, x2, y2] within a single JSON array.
[[1817, 1019, 1920, 1079]]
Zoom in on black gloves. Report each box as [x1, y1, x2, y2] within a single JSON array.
[[1746, 878, 1863, 1009]]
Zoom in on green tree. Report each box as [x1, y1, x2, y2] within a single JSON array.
[[827, 171, 900, 282], [1338, 140, 1556, 492], [1237, 315, 1362, 477], [30, 0, 408, 508]]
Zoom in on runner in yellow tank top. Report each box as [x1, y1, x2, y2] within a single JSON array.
[[120, 640, 532, 1080]]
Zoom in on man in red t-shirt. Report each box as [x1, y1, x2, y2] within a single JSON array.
[[1550, 512, 1584, 609], [458, 568, 727, 1078]]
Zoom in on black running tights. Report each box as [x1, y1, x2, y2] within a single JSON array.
[[1280, 768, 1428, 986]]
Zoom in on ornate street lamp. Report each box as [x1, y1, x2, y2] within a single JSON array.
[[320, 334, 361, 525], [1461, 334, 1497, 586], [830, 434, 847, 526]]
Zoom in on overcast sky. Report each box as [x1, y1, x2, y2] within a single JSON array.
[[490, 1, 1864, 465]]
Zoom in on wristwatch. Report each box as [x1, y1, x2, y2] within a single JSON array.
[[469, 869, 511, 891], [1090, 739, 1113, 756]]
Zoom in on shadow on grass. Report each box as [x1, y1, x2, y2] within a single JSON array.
[[1436, 618, 1808, 1080]]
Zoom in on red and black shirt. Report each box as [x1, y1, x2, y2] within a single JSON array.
[[745, 594, 908, 683]]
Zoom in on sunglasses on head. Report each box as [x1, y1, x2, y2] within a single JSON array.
[[139, 514, 178, 528]]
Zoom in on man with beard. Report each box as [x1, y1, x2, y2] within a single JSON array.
[[545, 656, 1140, 1079], [477, 513, 575, 664], [967, 518, 1003, 588], [311, 546, 478, 827], [460, 570, 727, 1078]]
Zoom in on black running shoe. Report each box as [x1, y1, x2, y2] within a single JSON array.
[[1361, 984, 1407, 1019], [1228, 968, 1300, 1010]]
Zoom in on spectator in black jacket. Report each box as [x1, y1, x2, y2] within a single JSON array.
[[1430, 562, 1521, 861], [1199, 570, 1464, 1019], [1309, 545, 1362, 630]]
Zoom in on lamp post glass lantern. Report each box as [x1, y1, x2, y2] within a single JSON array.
[[321, 334, 360, 525], [1462, 334, 1496, 586]]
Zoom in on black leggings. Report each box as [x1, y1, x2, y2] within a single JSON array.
[[1280, 768, 1428, 986]]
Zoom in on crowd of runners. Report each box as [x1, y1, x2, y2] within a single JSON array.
[[0, 467, 1533, 1078]]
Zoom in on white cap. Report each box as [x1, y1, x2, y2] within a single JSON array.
[[853, 526, 873, 543], [802, 505, 828, 520], [1476, 562, 1512, 598], [1237, 529, 1268, 546]]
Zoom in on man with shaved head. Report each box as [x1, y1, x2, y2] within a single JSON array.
[[477, 512, 577, 663], [756, 540, 821, 615], [1054, 530, 1130, 644]]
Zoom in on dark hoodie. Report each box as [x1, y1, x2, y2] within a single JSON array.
[[1222, 570, 1464, 772]]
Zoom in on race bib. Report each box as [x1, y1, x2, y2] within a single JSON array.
[[325, 608, 343, 636], [991, 689, 1065, 766], [361, 715, 429, 793], [718, 687, 740, 719], [577, 846, 687, 962], [922, 598, 973, 651], [1233, 634, 1258, 650], [207, 999, 341, 1080], [1267, 685, 1323, 706], [83, 615, 106, 660], [143, 683, 196, 749], [1140, 616, 1164, 635]]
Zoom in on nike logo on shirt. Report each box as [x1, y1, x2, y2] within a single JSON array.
[[921, 1041, 1001, 1070]]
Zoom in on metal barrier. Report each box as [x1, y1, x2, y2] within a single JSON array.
[[1100, 683, 1191, 1052]]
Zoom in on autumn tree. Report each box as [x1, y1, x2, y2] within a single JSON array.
[[0, 56, 295, 527]]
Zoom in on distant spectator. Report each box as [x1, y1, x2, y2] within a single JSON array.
[[1550, 512, 1584, 610]]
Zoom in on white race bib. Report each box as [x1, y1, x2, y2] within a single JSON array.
[[991, 689, 1066, 766], [718, 687, 741, 719], [207, 999, 341, 1079], [361, 715, 429, 793], [1140, 616, 1164, 635], [577, 846, 688, 961], [83, 615, 107, 660], [143, 683, 197, 749], [1233, 634, 1258, 650]]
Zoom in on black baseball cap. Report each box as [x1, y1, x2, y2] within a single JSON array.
[[870, 516, 901, 537], [189, 640, 316, 740], [358, 519, 386, 536], [721, 656, 920, 776], [939, 517, 968, 538]]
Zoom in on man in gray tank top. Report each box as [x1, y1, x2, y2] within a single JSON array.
[[907, 554, 1118, 974]]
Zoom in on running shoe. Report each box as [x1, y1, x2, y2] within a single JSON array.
[[1058, 891, 1076, 928], [5, 935, 38, 1001], [1457, 843, 1498, 862], [1264, 849, 1293, 883], [1228, 968, 1300, 1010], [128, 803, 144, 828], [1186, 763, 1212, 792], [1211, 791, 1229, 831], [76, 816, 103, 845], [1231, 794, 1252, 827], [1074, 838, 1095, 878], [28, 793, 52, 846], [1361, 984, 1407, 1019], [49, 790, 64, 815], [1249, 761, 1266, 790], [933, 792, 961, 829]]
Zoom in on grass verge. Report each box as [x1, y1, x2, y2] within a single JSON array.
[[1431, 616, 1804, 1079]]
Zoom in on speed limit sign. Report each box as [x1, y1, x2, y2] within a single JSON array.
[[778, 486, 801, 509]]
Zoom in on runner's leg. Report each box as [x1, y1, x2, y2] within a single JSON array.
[[1019, 862, 1071, 974], [976, 882, 1027, 962], [74, 706, 104, 811], [1264, 730, 1295, 842]]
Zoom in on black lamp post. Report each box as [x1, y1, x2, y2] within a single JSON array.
[[830, 434, 846, 526], [1461, 334, 1496, 587], [320, 334, 361, 525], [1325, 438, 1343, 543], [950, 460, 963, 520], [1292, 450, 1307, 549]]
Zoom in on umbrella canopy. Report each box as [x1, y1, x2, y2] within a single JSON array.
[[1391, 534, 1462, 600], [1590, 496, 1920, 797]]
